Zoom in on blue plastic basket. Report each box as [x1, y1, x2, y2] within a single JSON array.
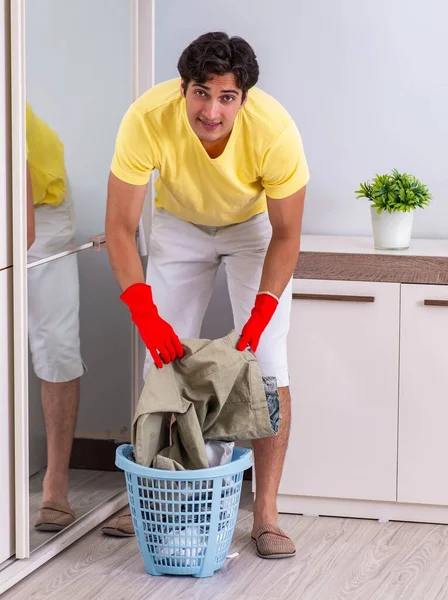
[[115, 444, 253, 578]]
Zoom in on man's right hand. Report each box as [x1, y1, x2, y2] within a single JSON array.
[[120, 283, 184, 369]]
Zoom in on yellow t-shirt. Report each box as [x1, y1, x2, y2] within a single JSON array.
[[110, 78, 309, 226], [26, 103, 66, 206]]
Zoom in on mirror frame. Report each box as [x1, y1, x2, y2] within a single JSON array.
[[11, 0, 29, 559]]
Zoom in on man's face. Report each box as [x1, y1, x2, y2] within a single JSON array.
[[182, 73, 245, 145]]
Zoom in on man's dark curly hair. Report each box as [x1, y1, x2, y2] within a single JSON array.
[[177, 32, 259, 100]]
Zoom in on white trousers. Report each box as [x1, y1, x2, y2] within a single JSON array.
[[144, 208, 292, 387], [27, 198, 85, 383]]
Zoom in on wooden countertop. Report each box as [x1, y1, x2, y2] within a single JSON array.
[[294, 236, 448, 285]]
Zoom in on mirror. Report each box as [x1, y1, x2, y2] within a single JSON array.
[[25, 0, 133, 264], [27, 250, 132, 552], [25, 0, 134, 552]]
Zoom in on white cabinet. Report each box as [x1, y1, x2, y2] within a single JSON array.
[[0, 268, 14, 562], [281, 278, 400, 502], [398, 284, 448, 505], [279, 274, 448, 523]]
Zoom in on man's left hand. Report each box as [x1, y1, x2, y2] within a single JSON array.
[[236, 292, 279, 353]]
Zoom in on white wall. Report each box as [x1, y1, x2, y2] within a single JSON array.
[[155, 0, 448, 239], [25, 0, 133, 440], [154, 0, 448, 339]]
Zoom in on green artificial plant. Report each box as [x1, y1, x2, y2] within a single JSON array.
[[355, 169, 432, 214]]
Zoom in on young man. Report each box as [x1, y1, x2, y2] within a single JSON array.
[[26, 103, 84, 531], [103, 32, 309, 559]]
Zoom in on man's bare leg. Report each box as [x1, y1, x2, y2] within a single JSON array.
[[41, 378, 80, 507], [252, 385, 291, 534]]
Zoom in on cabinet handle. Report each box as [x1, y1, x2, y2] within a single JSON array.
[[292, 293, 375, 303], [424, 299, 448, 307]]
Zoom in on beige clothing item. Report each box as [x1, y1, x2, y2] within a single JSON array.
[[132, 330, 276, 469]]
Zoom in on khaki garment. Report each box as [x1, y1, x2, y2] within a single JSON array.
[[132, 330, 276, 469]]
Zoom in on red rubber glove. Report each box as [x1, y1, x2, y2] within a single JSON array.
[[120, 283, 184, 369], [236, 292, 279, 353]]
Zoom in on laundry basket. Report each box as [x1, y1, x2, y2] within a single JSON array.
[[115, 444, 253, 578]]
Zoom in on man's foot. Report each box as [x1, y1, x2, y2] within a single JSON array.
[[251, 523, 296, 559], [34, 473, 75, 531], [34, 500, 75, 531], [251, 502, 279, 538], [42, 473, 69, 506], [101, 513, 135, 537], [251, 502, 295, 559]]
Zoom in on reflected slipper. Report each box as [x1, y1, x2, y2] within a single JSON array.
[[34, 501, 76, 532]]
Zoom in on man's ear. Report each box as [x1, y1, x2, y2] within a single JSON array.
[[180, 80, 186, 97]]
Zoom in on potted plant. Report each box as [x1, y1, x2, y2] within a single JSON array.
[[355, 169, 432, 250]]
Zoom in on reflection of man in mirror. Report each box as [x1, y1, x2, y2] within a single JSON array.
[[104, 33, 308, 558], [26, 102, 84, 531]]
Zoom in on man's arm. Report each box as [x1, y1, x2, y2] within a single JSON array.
[[105, 172, 147, 291], [26, 163, 35, 250], [105, 172, 184, 367], [236, 186, 306, 353], [260, 185, 306, 297]]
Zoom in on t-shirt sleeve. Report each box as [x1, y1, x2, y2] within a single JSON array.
[[261, 121, 310, 199], [110, 105, 156, 185]]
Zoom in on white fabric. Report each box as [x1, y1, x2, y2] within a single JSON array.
[[143, 208, 292, 387], [205, 441, 234, 468], [156, 526, 207, 563], [27, 198, 85, 383]]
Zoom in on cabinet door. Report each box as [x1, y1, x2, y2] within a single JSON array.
[[398, 284, 448, 504], [0, 268, 14, 562], [280, 279, 400, 502]]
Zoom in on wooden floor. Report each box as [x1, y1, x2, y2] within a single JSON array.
[[30, 468, 126, 553], [7, 482, 448, 599]]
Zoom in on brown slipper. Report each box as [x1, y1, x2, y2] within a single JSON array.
[[34, 501, 76, 532], [101, 513, 135, 537], [251, 524, 296, 559]]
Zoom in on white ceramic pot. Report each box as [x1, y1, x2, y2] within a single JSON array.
[[370, 207, 414, 250]]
